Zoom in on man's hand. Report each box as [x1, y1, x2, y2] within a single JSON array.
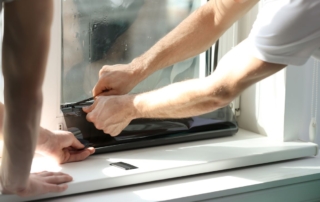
[[0, 102, 95, 163], [36, 129, 95, 164], [83, 95, 137, 136], [1, 171, 72, 197], [92, 63, 146, 97]]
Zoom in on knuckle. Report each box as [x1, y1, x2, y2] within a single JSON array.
[[47, 172, 54, 176], [52, 176, 59, 182], [108, 127, 118, 137], [56, 185, 65, 192], [95, 96, 101, 102], [62, 176, 70, 182], [95, 123, 103, 130], [112, 130, 121, 137], [86, 113, 95, 122], [99, 66, 109, 76], [103, 129, 110, 134]]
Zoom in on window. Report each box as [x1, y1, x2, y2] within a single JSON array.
[[58, 0, 240, 153], [61, 0, 205, 103]]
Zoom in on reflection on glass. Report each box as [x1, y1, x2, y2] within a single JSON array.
[[62, 0, 202, 103]]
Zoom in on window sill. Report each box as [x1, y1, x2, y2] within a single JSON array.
[[1, 129, 318, 202], [43, 152, 320, 202]]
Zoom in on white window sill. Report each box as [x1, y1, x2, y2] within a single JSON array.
[[43, 153, 320, 202], [1, 129, 318, 202]]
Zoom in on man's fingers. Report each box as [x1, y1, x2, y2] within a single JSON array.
[[45, 175, 73, 184], [88, 147, 95, 154], [69, 147, 95, 155], [67, 148, 94, 162], [70, 136, 86, 150], [37, 171, 55, 177], [99, 90, 117, 96], [82, 98, 98, 113], [92, 84, 100, 97], [81, 147, 95, 154], [92, 80, 106, 97], [44, 183, 68, 193], [82, 105, 93, 113], [59, 132, 85, 150]]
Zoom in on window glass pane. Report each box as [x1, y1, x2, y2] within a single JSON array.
[[62, 0, 203, 103]]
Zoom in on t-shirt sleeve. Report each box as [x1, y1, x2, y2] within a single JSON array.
[[247, 0, 320, 66]]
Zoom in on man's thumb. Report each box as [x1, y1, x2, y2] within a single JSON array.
[[82, 105, 92, 113]]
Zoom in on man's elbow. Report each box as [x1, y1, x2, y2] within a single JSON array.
[[209, 85, 238, 110]]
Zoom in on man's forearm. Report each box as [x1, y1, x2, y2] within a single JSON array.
[[128, 0, 259, 119], [130, 40, 286, 120], [131, 77, 227, 119], [132, 0, 258, 79], [1, 93, 42, 192], [0, 0, 53, 193], [0, 101, 52, 153]]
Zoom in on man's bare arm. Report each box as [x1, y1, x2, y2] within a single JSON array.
[[132, 40, 286, 118], [93, 0, 259, 96], [0, 0, 54, 194], [84, 40, 286, 136]]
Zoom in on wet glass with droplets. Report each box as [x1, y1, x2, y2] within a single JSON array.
[[61, 0, 202, 103]]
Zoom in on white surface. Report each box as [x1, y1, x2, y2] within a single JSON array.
[[41, 0, 63, 130], [1, 129, 317, 202], [41, 154, 320, 202]]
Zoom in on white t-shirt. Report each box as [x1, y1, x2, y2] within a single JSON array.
[[248, 0, 320, 66]]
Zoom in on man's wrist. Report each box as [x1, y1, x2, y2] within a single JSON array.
[[131, 56, 154, 80], [131, 94, 146, 119], [123, 94, 142, 120], [36, 128, 50, 150]]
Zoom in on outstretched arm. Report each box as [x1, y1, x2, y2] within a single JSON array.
[[84, 40, 286, 136], [131, 40, 286, 118], [93, 0, 259, 96]]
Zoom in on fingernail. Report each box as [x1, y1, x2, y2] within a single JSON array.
[[89, 147, 95, 153], [82, 106, 89, 111]]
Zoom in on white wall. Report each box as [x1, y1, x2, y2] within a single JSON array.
[[238, 69, 286, 141], [285, 58, 320, 144], [236, 3, 320, 144], [41, 0, 63, 130]]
